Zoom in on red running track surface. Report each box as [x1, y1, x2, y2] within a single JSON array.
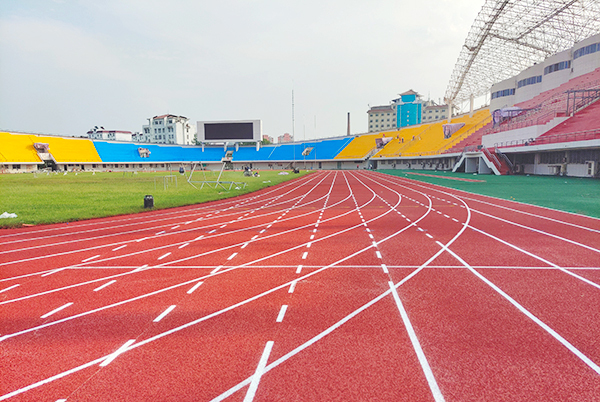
[[1, 170, 600, 401]]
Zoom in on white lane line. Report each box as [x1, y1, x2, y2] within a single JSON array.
[[372, 241, 377, 248], [99, 339, 136, 367], [310, 235, 315, 240], [220, 224, 227, 228], [368, 234, 374, 239], [388, 281, 444, 401], [136, 237, 147, 242], [276, 305, 288, 323], [171, 225, 180, 230], [112, 245, 127, 252], [241, 243, 249, 249], [211, 265, 223, 274], [425, 233, 433, 239], [315, 223, 319, 228], [82, 255, 100, 262], [56, 399, 67, 402], [153, 305, 176, 323], [251, 235, 259, 240], [0, 284, 20, 293], [208, 230, 217, 234], [185, 221, 193, 225], [41, 303, 73, 319], [443, 214, 450, 219], [187, 281, 203, 294], [301, 252, 308, 259], [296, 265, 303, 274], [156, 231, 166, 235], [267, 224, 272, 229], [366, 228, 371, 232], [452, 218, 459, 222], [93, 280, 116, 292], [41, 268, 65, 277], [288, 281, 297, 294], [132, 264, 149, 273], [178, 243, 189, 249], [444, 246, 600, 377], [376, 251, 382, 259], [158, 252, 171, 260], [227, 252, 238, 260], [381, 264, 389, 274], [195, 235, 204, 241], [313, 229, 317, 233], [243, 341, 274, 402], [306, 243, 311, 248]]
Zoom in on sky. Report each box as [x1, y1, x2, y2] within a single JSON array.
[[0, 0, 483, 141]]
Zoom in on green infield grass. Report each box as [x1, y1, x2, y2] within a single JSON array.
[[379, 169, 600, 219], [0, 170, 312, 227]]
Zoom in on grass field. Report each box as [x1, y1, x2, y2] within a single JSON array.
[[380, 169, 600, 219], [0, 170, 312, 227]]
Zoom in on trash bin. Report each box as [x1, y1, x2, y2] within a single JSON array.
[[144, 195, 154, 208]]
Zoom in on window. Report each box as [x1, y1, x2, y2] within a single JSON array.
[[517, 75, 542, 88], [574, 43, 599, 59], [544, 60, 571, 75], [491, 88, 516, 99]]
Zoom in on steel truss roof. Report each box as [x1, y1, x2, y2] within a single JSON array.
[[445, 0, 600, 106]]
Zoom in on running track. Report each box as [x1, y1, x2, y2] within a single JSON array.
[[1, 170, 600, 401]]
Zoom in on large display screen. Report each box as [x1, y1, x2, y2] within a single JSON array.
[[204, 122, 254, 140]]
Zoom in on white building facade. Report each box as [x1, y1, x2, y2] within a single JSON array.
[[142, 114, 197, 145], [87, 129, 133, 141]]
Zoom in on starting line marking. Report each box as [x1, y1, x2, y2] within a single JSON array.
[[41, 303, 73, 319], [153, 305, 176, 323], [99, 339, 136, 367], [243, 341, 274, 402]]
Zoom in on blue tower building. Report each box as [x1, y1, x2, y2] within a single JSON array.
[[394, 90, 422, 128]]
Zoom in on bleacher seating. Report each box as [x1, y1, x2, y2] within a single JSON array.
[[33, 135, 102, 163], [371, 109, 491, 157], [334, 133, 389, 159], [233, 137, 354, 162], [93, 141, 224, 163], [0, 132, 42, 164]]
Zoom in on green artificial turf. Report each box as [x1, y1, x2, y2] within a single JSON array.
[[0, 170, 312, 227], [379, 169, 600, 219]]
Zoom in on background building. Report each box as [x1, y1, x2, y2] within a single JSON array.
[[367, 105, 396, 132], [278, 133, 293, 143], [142, 114, 196, 145], [87, 127, 133, 141], [262, 134, 274, 144]]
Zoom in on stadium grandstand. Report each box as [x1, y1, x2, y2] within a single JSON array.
[[1, 1, 599, 178]]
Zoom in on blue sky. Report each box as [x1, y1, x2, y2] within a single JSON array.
[[0, 0, 482, 140]]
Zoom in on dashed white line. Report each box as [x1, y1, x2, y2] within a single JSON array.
[[158, 252, 172, 260], [425, 233, 433, 239], [306, 243, 311, 248], [99, 339, 136, 367], [136, 237, 147, 242], [243, 341, 274, 402], [112, 245, 127, 251], [227, 252, 238, 260], [187, 281, 203, 294], [443, 214, 450, 219], [82, 255, 100, 262], [93, 280, 116, 292], [153, 305, 176, 323], [276, 305, 288, 323], [41, 302, 73, 319], [0, 284, 20, 294], [195, 235, 205, 240], [301, 252, 308, 259], [376, 251, 382, 259], [220, 224, 227, 228], [368, 234, 374, 239], [178, 243, 189, 249], [211, 265, 223, 274], [156, 231, 166, 235], [288, 281, 297, 293], [208, 230, 217, 234], [41, 268, 65, 277], [171, 225, 180, 230], [381, 264, 389, 273], [452, 218, 459, 223], [252, 235, 259, 240], [260, 229, 266, 234], [241, 243, 249, 249], [296, 265, 303, 274], [310, 235, 315, 240]]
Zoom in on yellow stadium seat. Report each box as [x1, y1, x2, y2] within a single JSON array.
[[28, 135, 102, 163], [0, 132, 43, 163]]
